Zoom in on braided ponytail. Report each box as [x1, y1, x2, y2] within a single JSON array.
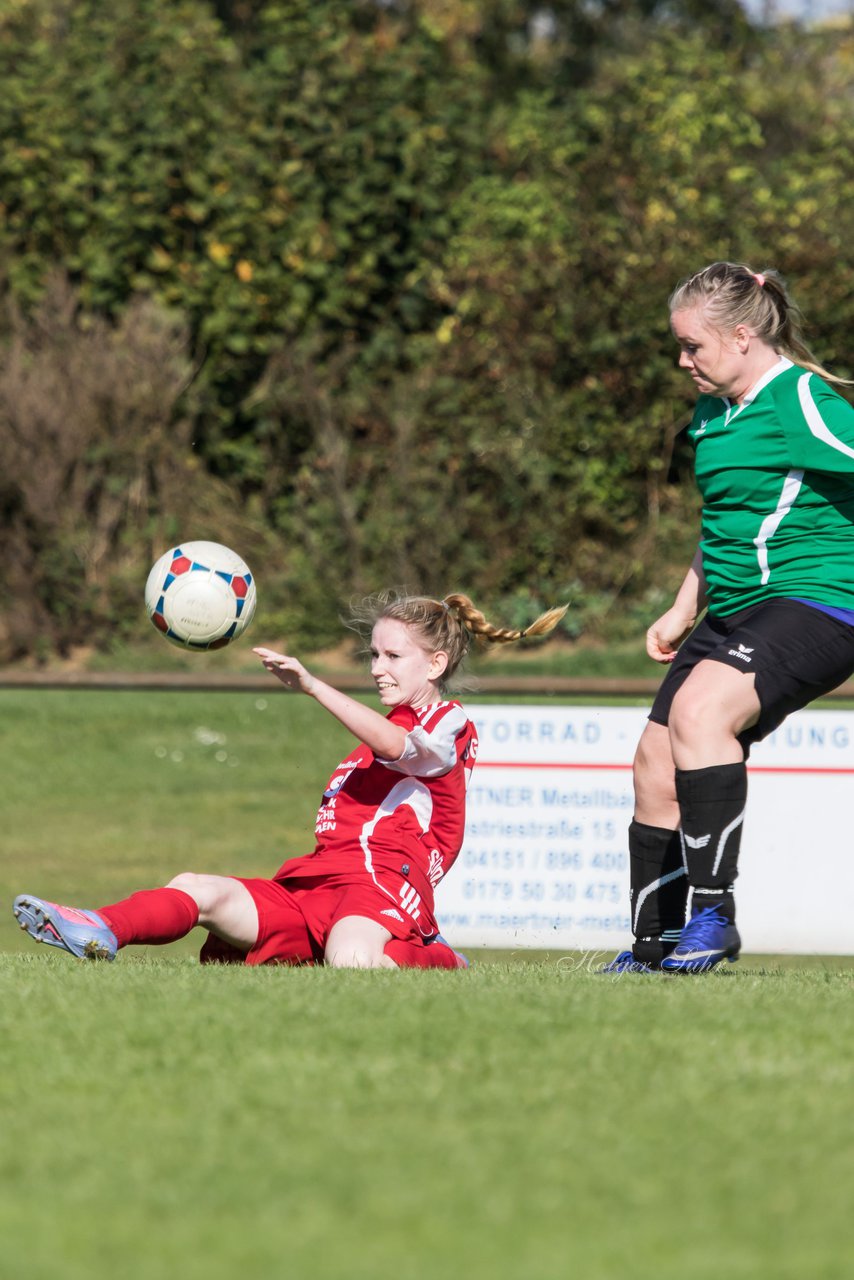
[[348, 590, 567, 688], [443, 594, 567, 646]]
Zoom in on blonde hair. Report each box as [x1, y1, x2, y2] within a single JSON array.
[[348, 591, 567, 687], [669, 261, 851, 386]]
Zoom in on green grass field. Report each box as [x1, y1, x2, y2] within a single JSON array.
[[0, 686, 349, 955], [2, 689, 853, 1279]]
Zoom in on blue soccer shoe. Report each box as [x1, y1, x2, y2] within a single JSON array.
[[660, 906, 741, 974], [428, 933, 470, 969], [13, 894, 118, 961]]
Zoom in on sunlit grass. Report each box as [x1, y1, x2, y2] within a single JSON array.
[[3, 689, 854, 1278], [2, 955, 853, 1280], [0, 687, 351, 955]]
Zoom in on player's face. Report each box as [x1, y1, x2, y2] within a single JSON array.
[[671, 306, 749, 401], [370, 619, 447, 708]]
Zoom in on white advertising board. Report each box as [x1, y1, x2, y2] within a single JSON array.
[[434, 705, 854, 956]]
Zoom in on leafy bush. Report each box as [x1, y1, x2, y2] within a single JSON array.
[[0, 276, 245, 659], [0, 2, 851, 661]]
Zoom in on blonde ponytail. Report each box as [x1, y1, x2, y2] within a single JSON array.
[[348, 590, 567, 686]]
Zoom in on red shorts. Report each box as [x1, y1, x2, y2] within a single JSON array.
[[199, 872, 431, 967]]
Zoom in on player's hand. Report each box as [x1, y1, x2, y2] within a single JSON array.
[[645, 609, 696, 664], [253, 647, 316, 694]]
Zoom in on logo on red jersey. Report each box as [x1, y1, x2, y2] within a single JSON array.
[[427, 848, 444, 888]]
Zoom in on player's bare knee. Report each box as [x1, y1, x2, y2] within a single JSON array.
[[633, 732, 674, 800], [166, 871, 203, 896], [166, 872, 224, 915], [632, 723, 678, 825], [325, 950, 366, 968], [669, 685, 720, 745], [325, 916, 392, 969], [324, 943, 384, 969]]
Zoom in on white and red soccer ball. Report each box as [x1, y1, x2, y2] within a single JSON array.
[[144, 541, 257, 650]]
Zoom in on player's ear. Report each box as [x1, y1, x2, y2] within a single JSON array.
[[429, 650, 449, 680], [734, 324, 752, 351]]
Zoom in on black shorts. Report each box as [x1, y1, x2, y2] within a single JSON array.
[[649, 599, 854, 755]]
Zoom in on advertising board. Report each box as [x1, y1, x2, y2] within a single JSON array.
[[435, 705, 854, 955]]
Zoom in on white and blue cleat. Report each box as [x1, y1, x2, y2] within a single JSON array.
[[13, 894, 118, 961]]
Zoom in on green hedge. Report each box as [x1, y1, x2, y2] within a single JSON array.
[[0, 1, 852, 659]]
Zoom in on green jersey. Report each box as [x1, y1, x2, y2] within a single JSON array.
[[687, 358, 854, 616]]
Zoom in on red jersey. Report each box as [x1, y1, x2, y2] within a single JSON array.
[[273, 700, 478, 933]]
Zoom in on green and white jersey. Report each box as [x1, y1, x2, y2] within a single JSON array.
[[688, 358, 854, 616]]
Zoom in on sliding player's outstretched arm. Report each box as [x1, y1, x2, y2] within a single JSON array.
[[253, 646, 408, 760]]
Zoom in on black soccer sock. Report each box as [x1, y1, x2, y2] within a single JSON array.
[[628, 820, 688, 966], [674, 762, 747, 924]]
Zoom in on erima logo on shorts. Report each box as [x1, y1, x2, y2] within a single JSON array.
[[728, 644, 754, 664], [381, 908, 404, 922]]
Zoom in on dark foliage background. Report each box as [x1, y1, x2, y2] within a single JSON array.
[[1, 0, 852, 661]]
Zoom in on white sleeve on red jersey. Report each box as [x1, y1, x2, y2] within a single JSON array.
[[378, 703, 471, 778]]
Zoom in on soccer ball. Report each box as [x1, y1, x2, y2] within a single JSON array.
[[144, 541, 257, 650]]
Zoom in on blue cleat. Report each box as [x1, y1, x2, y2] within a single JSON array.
[[660, 907, 741, 973], [600, 950, 657, 974], [13, 894, 117, 961], [428, 933, 470, 969]]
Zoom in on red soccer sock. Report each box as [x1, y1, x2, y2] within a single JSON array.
[[98, 888, 200, 948], [383, 937, 468, 970]]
